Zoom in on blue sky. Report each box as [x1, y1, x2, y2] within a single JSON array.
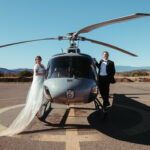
[[0, 0, 150, 69]]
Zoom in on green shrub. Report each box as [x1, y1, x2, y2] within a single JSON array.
[[122, 73, 131, 77], [131, 71, 149, 77], [0, 72, 4, 77], [17, 70, 33, 77], [3, 73, 16, 77]]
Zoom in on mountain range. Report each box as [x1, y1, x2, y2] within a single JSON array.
[[115, 66, 150, 72], [0, 68, 33, 74]]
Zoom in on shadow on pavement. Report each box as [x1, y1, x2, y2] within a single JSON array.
[[88, 93, 150, 145], [22, 107, 93, 135]]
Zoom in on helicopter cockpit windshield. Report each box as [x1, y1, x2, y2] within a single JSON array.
[[47, 56, 95, 79]]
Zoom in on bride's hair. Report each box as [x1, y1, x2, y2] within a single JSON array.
[[35, 56, 42, 61]]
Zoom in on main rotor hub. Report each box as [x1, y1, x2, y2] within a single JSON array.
[[70, 42, 76, 48], [66, 39, 80, 53]]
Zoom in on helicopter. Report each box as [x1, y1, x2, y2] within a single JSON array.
[[0, 13, 150, 119]]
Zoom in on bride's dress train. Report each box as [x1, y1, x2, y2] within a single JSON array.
[[0, 64, 45, 136]]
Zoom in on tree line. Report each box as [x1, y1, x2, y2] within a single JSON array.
[[0, 70, 33, 77], [116, 70, 150, 77]]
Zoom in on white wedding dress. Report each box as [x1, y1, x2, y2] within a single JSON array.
[[0, 64, 45, 136]]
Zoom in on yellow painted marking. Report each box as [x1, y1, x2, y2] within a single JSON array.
[[32, 104, 102, 150], [31, 131, 101, 142], [0, 104, 101, 148], [66, 129, 80, 150], [0, 97, 25, 101], [65, 104, 101, 150], [0, 124, 7, 131], [0, 104, 25, 114], [32, 134, 66, 142], [0, 104, 25, 134]]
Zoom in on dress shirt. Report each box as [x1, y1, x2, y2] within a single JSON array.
[[100, 60, 108, 76]]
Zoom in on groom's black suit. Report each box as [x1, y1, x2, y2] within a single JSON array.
[[96, 59, 115, 107]]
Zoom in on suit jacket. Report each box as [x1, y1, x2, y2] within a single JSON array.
[[96, 59, 116, 83]]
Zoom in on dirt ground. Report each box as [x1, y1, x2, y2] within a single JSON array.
[[0, 82, 150, 150]]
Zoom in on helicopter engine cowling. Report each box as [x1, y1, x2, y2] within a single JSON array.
[[43, 78, 97, 105]]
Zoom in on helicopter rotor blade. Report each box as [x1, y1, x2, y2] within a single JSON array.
[[83, 37, 137, 57], [75, 13, 150, 36], [0, 37, 59, 48]]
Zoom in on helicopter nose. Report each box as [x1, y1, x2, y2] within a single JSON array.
[[43, 78, 96, 104], [43, 78, 70, 104]]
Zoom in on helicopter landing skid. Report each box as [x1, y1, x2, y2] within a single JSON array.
[[38, 99, 52, 121], [94, 98, 110, 119]]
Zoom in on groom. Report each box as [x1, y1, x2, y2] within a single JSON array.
[[94, 51, 115, 108]]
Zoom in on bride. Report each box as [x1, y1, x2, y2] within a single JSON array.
[[0, 56, 46, 136]]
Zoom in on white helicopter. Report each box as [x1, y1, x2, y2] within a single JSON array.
[[0, 13, 150, 121]]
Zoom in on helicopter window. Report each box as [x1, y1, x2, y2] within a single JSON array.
[[71, 57, 94, 79], [48, 57, 71, 78], [48, 56, 95, 79]]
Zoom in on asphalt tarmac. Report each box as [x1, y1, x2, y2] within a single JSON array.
[[0, 82, 150, 150]]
